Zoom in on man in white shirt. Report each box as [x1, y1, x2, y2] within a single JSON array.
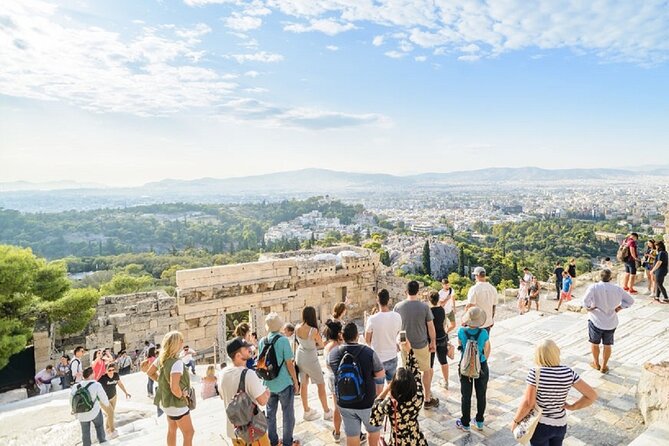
[[583, 269, 634, 374], [179, 345, 197, 375], [220, 337, 270, 446], [35, 365, 56, 394], [71, 367, 110, 446], [466, 267, 498, 334], [438, 279, 457, 333], [70, 346, 85, 383], [365, 289, 403, 382]]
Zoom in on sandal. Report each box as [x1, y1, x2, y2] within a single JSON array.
[[590, 362, 600, 370], [601, 366, 609, 374]]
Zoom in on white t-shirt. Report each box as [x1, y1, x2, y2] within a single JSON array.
[[364, 311, 403, 363], [160, 359, 189, 417], [70, 358, 83, 382], [35, 368, 55, 384], [179, 350, 195, 364], [439, 288, 454, 313], [71, 380, 110, 422], [467, 282, 499, 328], [220, 366, 267, 439]]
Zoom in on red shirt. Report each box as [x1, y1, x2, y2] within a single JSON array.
[[625, 238, 638, 260]]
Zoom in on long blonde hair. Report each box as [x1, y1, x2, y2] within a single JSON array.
[[534, 339, 561, 367], [159, 331, 184, 365]]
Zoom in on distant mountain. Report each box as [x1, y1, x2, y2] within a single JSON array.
[[0, 180, 107, 192], [408, 167, 633, 183]]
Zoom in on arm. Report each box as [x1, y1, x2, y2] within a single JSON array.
[[170, 372, 184, 398], [255, 389, 270, 406], [147, 362, 159, 383], [651, 258, 662, 273], [620, 291, 635, 309], [427, 320, 436, 352], [511, 383, 537, 430], [374, 368, 385, 396], [117, 379, 131, 398], [364, 330, 373, 346], [483, 340, 491, 360], [565, 379, 597, 410], [285, 360, 299, 393], [313, 330, 325, 349]]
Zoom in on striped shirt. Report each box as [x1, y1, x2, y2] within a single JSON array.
[[526, 366, 580, 427]]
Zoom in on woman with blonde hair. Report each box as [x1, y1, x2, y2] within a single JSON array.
[[200, 365, 218, 400], [147, 331, 195, 446], [511, 340, 597, 445]]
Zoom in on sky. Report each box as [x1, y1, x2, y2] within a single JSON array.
[[1, 0, 668, 187]]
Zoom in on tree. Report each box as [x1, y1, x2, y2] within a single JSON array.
[[379, 250, 391, 267], [458, 246, 466, 276], [422, 240, 431, 276], [100, 273, 154, 295], [40, 288, 100, 335]]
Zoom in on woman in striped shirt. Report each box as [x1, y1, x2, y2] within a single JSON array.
[[511, 340, 597, 446]]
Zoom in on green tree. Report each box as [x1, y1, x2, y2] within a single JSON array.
[[100, 273, 154, 295], [422, 240, 431, 276], [40, 288, 100, 335]]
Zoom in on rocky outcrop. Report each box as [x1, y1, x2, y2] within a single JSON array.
[[636, 361, 669, 425], [385, 235, 457, 278]]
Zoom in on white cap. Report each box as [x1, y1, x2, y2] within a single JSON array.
[[473, 266, 486, 276]]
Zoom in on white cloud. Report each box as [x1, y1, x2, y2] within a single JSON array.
[[459, 43, 480, 53], [227, 51, 284, 63], [384, 50, 405, 59], [326, 45, 339, 51], [399, 40, 414, 52], [372, 35, 384, 46], [415, 55, 427, 62], [458, 54, 480, 62], [224, 13, 262, 31], [244, 87, 269, 93], [284, 18, 356, 36], [244, 70, 261, 77]]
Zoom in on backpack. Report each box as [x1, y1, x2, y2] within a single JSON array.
[[66, 358, 79, 383], [335, 346, 366, 405], [459, 330, 482, 379], [71, 382, 96, 414], [255, 335, 284, 381], [617, 240, 630, 262], [226, 369, 268, 443]]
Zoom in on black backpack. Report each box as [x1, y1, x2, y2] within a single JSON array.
[[335, 346, 366, 405], [255, 335, 284, 381]]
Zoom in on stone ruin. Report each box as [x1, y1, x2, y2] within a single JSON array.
[[35, 246, 403, 370]]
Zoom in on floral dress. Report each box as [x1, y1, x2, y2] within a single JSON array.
[[370, 351, 428, 446]]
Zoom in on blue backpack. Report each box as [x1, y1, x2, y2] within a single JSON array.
[[335, 346, 365, 405]]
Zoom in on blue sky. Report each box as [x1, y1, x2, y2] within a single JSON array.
[[1, 0, 668, 186]]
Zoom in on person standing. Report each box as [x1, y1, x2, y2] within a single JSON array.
[[98, 363, 131, 438], [71, 367, 110, 446], [642, 240, 658, 295], [56, 355, 72, 389], [220, 337, 270, 446], [582, 269, 634, 374], [365, 289, 402, 383], [142, 347, 157, 397], [179, 346, 197, 375], [555, 270, 573, 312], [455, 307, 491, 432], [650, 241, 668, 302], [465, 267, 498, 334], [329, 322, 385, 446], [295, 306, 332, 421], [147, 331, 195, 446], [91, 350, 107, 381], [438, 279, 457, 333], [116, 350, 132, 376], [553, 262, 564, 300], [429, 291, 452, 389], [258, 313, 300, 446], [622, 233, 640, 294], [34, 365, 56, 394], [528, 277, 541, 312], [394, 281, 439, 409], [71, 346, 86, 384], [511, 340, 597, 446], [323, 320, 344, 442]]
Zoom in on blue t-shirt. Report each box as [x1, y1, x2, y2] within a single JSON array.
[[562, 276, 572, 293], [457, 327, 489, 363], [257, 332, 294, 393]]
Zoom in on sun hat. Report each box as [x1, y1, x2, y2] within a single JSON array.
[[462, 307, 486, 328], [265, 312, 283, 333]]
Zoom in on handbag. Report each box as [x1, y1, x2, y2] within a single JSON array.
[[379, 399, 399, 446], [183, 386, 196, 410], [513, 367, 543, 445]]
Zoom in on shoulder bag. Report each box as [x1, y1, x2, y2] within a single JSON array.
[[513, 367, 543, 445]]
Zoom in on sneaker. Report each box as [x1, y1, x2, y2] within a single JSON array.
[[332, 430, 341, 442], [475, 421, 484, 430], [455, 419, 470, 431], [323, 409, 333, 421], [629, 289, 638, 295], [423, 397, 440, 409], [303, 409, 320, 421], [110, 431, 119, 439]]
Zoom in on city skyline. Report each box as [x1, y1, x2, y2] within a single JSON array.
[[1, 0, 668, 186]]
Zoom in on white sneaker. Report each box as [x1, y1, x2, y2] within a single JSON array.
[[323, 409, 333, 421], [303, 409, 320, 421]]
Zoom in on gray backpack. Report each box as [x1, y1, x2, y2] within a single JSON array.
[[226, 369, 268, 443]]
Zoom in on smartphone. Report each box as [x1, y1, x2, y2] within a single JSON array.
[[399, 331, 406, 342]]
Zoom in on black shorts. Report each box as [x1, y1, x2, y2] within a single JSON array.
[[588, 320, 615, 346], [430, 340, 449, 367], [624, 260, 637, 275], [167, 410, 190, 421]]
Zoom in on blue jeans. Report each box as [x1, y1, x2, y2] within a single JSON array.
[[185, 359, 196, 374], [382, 357, 398, 382], [80, 410, 106, 446], [147, 377, 154, 395], [266, 385, 295, 446], [530, 423, 567, 446]]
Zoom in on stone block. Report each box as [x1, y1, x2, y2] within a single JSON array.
[[108, 313, 127, 325], [136, 299, 158, 313], [158, 296, 177, 310], [187, 326, 206, 340], [637, 360, 669, 424]]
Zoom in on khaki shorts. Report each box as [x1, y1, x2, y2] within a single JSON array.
[[402, 345, 431, 372]]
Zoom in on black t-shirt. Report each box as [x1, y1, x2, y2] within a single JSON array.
[[98, 373, 120, 399], [329, 344, 378, 410], [554, 267, 564, 281], [430, 306, 447, 341], [568, 264, 576, 278], [657, 251, 668, 274]]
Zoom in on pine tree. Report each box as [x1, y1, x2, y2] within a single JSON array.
[[422, 240, 431, 276], [458, 246, 466, 276]]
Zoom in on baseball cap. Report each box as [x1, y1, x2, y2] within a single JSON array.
[[473, 266, 486, 276], [226, 337, 252, 357]]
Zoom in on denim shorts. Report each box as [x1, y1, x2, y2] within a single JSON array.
[[588, 320, 615, 346], [624, 260, 637, 275], [382, 357, 398, 382], [339, 407, 382, 437]]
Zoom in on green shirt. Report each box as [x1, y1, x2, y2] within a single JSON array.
[[257, 332, 294, 393], [156, 357, 190, 409]]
